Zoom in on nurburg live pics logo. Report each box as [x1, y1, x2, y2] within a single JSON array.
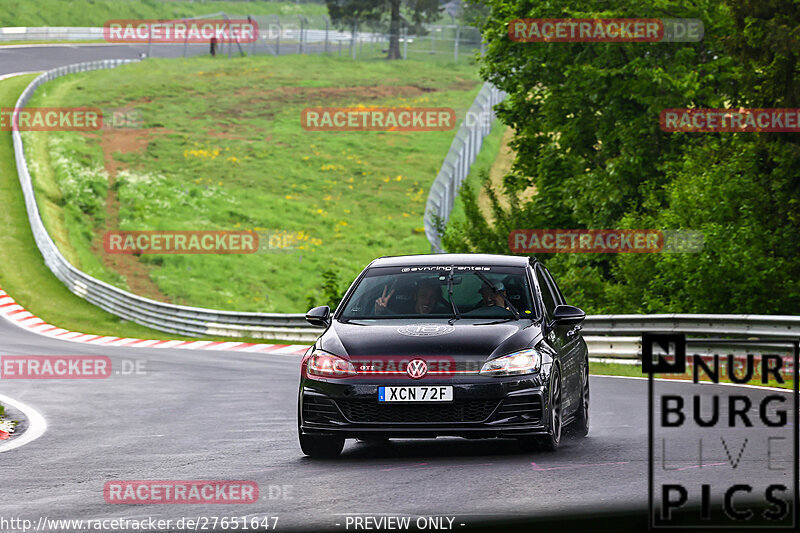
[[644, 333, 799, 529]]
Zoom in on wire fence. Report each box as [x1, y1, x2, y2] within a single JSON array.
[[0, 20, 484, 63], [245, 16, 483, 63]]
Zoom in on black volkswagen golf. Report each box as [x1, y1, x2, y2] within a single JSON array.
[[298, 253, 589, 458]]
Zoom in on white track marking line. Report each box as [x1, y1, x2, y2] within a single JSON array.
[[0, 394, 47, 453], [87, 336, 121, 345], [239, 344, 275, 352], [0, 71, 41, 80], [54, 331, 84, 340], [175, 341, 214, 350], [270, 345, 308, 355], [124, 339, 162, 348], [203, 342, 245, 350], [106, 338, 143, 346], [69, 334, 99, 342], [150, 340, 185, 349]]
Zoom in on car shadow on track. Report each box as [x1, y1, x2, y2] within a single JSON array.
[[303, 435, 589, 462]]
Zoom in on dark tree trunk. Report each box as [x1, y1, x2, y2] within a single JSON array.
[[387, 0, 402, 59]]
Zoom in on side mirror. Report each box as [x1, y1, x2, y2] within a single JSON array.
[[553, 304, 585, 326], [305, 305, 331, 328]]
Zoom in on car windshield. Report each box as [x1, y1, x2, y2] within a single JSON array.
[[339, 265, 536, 320]]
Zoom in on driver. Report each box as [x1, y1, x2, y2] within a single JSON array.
[[474, 281, 509, 309]]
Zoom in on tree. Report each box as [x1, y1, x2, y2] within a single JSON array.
[[443, 0, 800, 314], [326, 0, 442, 59]]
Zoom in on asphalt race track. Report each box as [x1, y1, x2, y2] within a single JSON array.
[[0, 45, 795, 532], [0, 42, 331, 76], [1, 305, 794, 530]]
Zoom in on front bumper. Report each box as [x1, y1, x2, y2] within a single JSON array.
[[299, 375, 549, 439]]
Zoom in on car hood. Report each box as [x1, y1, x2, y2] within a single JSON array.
[[318, 319, 543, 359]]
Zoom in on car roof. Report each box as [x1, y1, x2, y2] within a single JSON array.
[[368, 253, 533, 268]]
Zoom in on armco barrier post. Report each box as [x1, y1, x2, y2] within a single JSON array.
[[454, 26, 460, 62], [276, 16, 281, 55], [351, 23, 357, 60], [299, 16, 305, 54]]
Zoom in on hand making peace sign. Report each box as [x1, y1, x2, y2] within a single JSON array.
[[374, 284, 395, 314]]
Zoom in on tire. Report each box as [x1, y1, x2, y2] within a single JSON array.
[[568, 361, 590, 438], [536, 367, 563, 451], [299, 433, 345, 458]]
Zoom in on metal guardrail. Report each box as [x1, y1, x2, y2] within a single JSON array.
[[423, 82, 506, 253], [0, 27, 104, 41], [583, 314, 800, 340], [584, 335, 796, 361]]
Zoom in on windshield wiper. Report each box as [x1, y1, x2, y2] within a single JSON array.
[[446, 265, 461, 325], [475, 271, 520, 320]]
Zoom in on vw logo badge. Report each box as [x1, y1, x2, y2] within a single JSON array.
[[406, 359, 428, 379]]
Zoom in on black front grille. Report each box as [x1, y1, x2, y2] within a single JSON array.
[[335, 398, 499, 423], [303, 395, 345, 424], [493, 394, 543, 423]]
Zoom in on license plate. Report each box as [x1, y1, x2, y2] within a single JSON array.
[[378, 386, 453, 402]]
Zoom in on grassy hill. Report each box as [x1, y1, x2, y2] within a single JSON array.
[[0, 0, 325, 27], [25, 54, 481, 312]]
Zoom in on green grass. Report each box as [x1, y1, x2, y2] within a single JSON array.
[[0, 404, 19, 432], [26, 54, 481, 313], [0, 0, 326, 27], [0, 73, 313, 343], [591, 362, 794, 390]]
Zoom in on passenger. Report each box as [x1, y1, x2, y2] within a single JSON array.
[[374, 280, 445, 315]]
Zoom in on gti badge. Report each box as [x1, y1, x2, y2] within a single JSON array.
[[406, 359, 428, 379]]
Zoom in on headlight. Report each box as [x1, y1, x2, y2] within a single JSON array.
[[306, 350, 357, 378], [480, 348, 541, 376]]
